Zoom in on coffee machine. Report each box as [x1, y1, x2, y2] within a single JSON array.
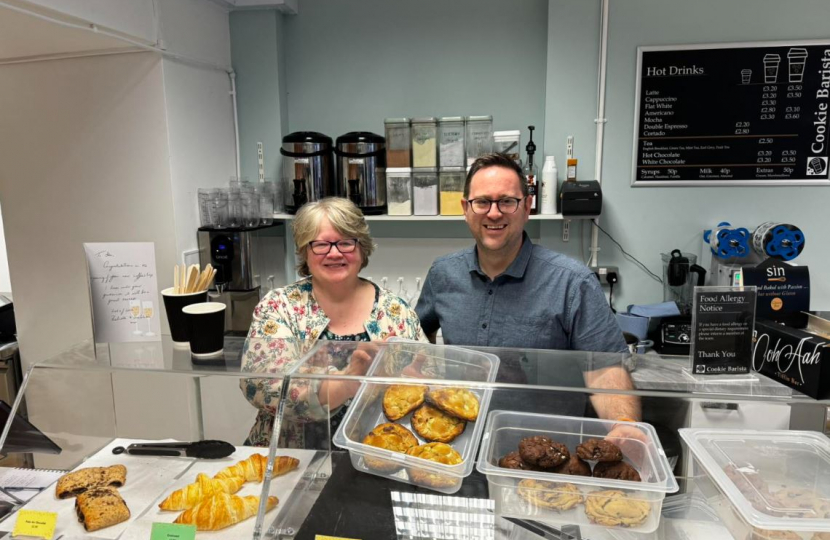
[[335, 132, 387, 215], [281, 131, 336, 214], [197, 223, 283, 334]]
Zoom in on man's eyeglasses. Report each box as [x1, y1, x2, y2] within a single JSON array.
[[308, 239, 359, 255], [465, 197, 524, 214]]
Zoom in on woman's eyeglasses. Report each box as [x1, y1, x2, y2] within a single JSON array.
[[308, 239, 359, 255]]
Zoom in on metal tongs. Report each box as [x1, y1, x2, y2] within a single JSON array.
[[112, 440, 235, 459]]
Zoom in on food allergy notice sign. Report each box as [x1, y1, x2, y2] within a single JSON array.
[[632, 41, 830, 186]]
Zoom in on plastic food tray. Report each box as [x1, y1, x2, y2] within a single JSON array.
[[333, 341, 499, 494], [476, 411, 679, 533], [681, 428, 830, 540]]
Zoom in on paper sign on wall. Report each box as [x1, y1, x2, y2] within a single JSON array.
[[84, 242, 161, 343]]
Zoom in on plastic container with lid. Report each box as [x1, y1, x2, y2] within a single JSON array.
[[465, 115, 494, 167], [332, 340, 500, 494], [411, 117, 438, 167], [476, 411, 679, 533], [680, 428, 830, 540], [493, 130, 521, 165], [384, 118, 411, 168], [439, 167, 465, 216], [386, 168, 412, 216], [438, 116, 466, 167], [412, 167, 438, 216]]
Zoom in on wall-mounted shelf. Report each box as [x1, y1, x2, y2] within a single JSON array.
[[272, 213, 593, 222]]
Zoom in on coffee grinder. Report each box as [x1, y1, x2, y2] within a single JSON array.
[[197, 223, 283, 334]]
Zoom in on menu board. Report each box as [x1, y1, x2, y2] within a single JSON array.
[[632, 41, 830, 186]]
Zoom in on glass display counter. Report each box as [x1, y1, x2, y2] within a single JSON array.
[[0, 336, 825, 539]]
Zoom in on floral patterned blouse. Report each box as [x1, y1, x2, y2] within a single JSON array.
[[239, 278, 426, 448]]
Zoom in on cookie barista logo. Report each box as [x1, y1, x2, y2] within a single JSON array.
[[808, 49, 830, 176]]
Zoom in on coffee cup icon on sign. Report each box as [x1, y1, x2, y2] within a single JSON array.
[[741, 69, 752, 84], [763, 53, 781, 83], [787, 48, 808, 83]]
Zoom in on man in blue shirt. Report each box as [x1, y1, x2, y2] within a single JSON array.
[[416, 153, 641, 428]]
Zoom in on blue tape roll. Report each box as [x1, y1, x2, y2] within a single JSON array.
[[765, 224, 805, 261]]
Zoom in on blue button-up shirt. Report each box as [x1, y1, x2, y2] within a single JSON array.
[[416, 234, 627, 352]]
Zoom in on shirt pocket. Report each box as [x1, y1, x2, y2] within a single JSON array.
[[501, 313, 568, 350]]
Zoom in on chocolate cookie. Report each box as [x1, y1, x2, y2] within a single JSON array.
[[518, 436, 570, 469], [499, 451, 532, 470], [576, 439, 623, 462], [552, 454, 592, 477], [592, 461, 641, 482]]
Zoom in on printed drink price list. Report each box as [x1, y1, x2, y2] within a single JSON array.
[[632, 41, 830, 185]]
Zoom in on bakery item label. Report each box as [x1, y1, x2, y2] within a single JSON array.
[[13, 510, 57, 540], [151, 522, 196, 540]]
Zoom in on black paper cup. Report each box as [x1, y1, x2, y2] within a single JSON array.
[[182, 302, 226, 358], [162, 287, 209, 347]]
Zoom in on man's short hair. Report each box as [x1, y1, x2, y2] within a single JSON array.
[[464, 153, 528, 198]]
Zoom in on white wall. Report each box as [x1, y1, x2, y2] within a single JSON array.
[[19, 0, 158, 44], [0, 206, 11, 292], [162, 60, 237, 259]]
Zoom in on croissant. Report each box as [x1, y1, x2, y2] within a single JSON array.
[[159, 473, 244, 511], [214, 454, 299, 483], [173, 493, 278, 531]]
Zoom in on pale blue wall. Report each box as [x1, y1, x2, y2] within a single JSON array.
[[231, 0, 830, 308]]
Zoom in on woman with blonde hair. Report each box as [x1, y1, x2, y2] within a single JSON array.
[[240, 197, 425, 448]]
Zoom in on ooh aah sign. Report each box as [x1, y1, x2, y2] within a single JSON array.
[[752, 318, 830, 399]]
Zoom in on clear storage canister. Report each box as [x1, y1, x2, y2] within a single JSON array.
[[412, 167, 439, 216], [210, 188, 229, 228], [439, 167, 465, 216], [227, 187, 242, 227], [411, 117, 438, 167], [384, 118, 411, 168], [466, 115, 494, 166], [438, 116, 466, 167], [386, 168, 413, 216], [198, 188, 213, 227], [493, 130, 521, 165]]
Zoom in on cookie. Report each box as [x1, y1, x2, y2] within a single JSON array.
[[811, 533, 830, 540], [748, 529, 801, 540], [56, 465, 128, 499], [362, 423, 419, 472], [517, 479, 583, 511], [518, 436, 570, 469], [773, 487, 817, 511], [499, 451, 533, 471], [406, 443, 464, 489], [592, 461, 641, 482], [584, 490, 650, 527], [552, 455, 592, 477], [426, 388, 480, 421], [411, 403, 466, 443], [576, 439, 623, 462], [75, 487, 131, 532], [382, 384, 428, 421]]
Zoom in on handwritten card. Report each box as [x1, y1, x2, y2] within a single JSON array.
[[84, 242, 161, 343]]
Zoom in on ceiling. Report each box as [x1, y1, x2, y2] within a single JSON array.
[[0, 4, 132, 63]]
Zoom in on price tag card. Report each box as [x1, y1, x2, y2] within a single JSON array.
[[12, 510, 57, 540], [315, 536, 361, 540], [151, 522, 196, 540], [690, 285, 757, 375]]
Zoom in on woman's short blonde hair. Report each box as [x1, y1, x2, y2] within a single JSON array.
[[292, 197, 376, 277]]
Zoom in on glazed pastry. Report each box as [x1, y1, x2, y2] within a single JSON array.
[[552, 455, 592, 477], [411, 403, 466, 443], [426, 388, 480, 421], [584, 490, 650, 527], [576, 439, 624, 462], [499, 451, 534, 471], [518, 436, 570, 469], [174, 493, 277, 531], [56, 465, 128, 499], [592, 461, 641, 482], [517, 479, 583, 510], [75, 487, 131, 532], [159, 473, 245, 511], [383, 384, 428, 421], [362, 423, 419, 472], [406, 442, 463, 489], [214, 454, 298, 483]]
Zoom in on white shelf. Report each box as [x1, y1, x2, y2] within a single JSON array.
[[272, 213, 592, 221]]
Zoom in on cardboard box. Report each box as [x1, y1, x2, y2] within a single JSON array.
[[752, 316, 830, 399]]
